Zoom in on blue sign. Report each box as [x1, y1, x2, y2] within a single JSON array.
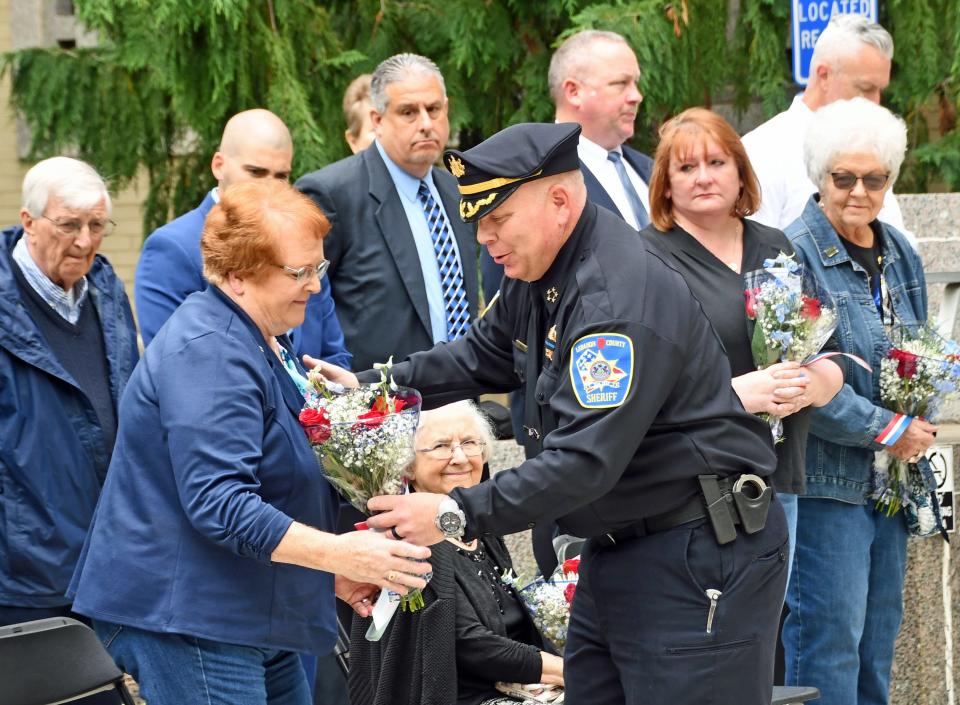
[[792, 0, 877, 85]]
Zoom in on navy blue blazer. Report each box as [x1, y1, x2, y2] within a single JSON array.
[[134, 192, 352, 368], [71, 286, 339, 654], [297, 146, 479, 372]]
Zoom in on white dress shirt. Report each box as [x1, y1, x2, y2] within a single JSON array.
[[577, 135, 651, 230], [742, 95, 916, 248]]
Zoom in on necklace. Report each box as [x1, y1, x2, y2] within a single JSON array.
[[722, 220, 744, 272], [454, 540, 516, 615]]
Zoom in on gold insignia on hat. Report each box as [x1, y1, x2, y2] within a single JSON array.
[[460, 192, 498, 220], [458, 169, 543, 196], [448, 155, 466, 178], [546, 287, 559, 303]]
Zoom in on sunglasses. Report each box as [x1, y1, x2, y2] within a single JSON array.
[[277, 260, 330, 284], [830, 171, 890, 191]]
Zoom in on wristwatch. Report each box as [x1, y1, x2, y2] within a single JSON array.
[[435, 497, 466, 539]]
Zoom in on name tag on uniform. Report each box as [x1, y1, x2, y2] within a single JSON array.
[[569, 333, 633, 409], [514, 339, 528, 353]]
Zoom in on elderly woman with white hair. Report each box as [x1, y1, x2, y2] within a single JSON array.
[[782, 97, 931, 705], [349, 400, 564, 705]]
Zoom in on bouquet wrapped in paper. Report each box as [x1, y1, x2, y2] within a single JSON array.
[[504, 557, 580, 654], [744, 252, 839, 441], [873, 323, 960, 535], [298, 360, 421, 514], [298, 359, 427, 612]]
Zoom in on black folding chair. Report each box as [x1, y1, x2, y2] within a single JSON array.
[[772, 685, 820, 704], [0, 617, 137, 705]]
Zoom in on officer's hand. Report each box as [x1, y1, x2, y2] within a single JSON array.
[[302, 355, 359, 389], [367, 492, 447, 546], [888, 417, 937, 462], [732, 362, 810, 417]]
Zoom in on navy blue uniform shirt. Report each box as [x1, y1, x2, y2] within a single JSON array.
[[380, 204, 777, 539]]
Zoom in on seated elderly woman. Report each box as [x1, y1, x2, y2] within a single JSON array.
[[69, 180, 431, 705], [349, 401, 564, 705], [782, 97, 933, 705]]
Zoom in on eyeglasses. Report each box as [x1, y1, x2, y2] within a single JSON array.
[[829, 172, 890, 191], [41, 216, 115, 239], [277, 260, 330, 284], [416, 439, 486, 459]]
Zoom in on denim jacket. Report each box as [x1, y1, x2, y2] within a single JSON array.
[[785, 196, 927, 504]]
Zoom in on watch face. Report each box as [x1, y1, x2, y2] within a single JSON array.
[[438, 512, 463, 534]]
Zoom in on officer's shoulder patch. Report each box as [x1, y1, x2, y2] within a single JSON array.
[[569, 333, 633, 409]]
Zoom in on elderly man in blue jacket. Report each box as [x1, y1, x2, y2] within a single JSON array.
[[0, 157, 139, 628], [135, 108, 352, 368]]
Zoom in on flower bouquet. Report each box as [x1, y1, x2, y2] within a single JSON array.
[[503, 557, 580, 654], [744, 252, 839, 441], [872, 324, 960, 536], [298, 359, 427, 613]]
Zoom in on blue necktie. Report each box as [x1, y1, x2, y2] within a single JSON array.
[[418, 181, 470, 341], [607, 150, 650, 228]]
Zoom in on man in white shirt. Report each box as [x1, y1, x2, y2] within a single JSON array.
[[743, 14, 915, 246], [550, 30, 653, 231]]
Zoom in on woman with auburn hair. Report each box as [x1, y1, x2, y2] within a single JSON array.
[[641, 107, 843, 572], [70, 179, 432, 705]]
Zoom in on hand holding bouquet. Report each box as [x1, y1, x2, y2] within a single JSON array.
[[744, 252, 839, 441], [873, 324, 960, 535], [298, 359, 428, 612]]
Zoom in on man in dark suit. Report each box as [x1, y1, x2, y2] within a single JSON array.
[[550, 29, 653, 229], [297, 54, 478, 372], [480, 30, 653, 306]]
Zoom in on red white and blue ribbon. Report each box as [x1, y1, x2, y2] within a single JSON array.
[[802, 351, 873, 372], [875, 413, 913, 446]]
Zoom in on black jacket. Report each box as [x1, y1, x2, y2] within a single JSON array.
[[378, 204, 777, 539], [349, 538, 545, 705], [296, 145, 479, 371]]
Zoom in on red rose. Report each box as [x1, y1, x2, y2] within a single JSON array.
[[372, 395, 407, 415], [800, 296, 822, 320], [564, 582, 577, 605], [889, 348, 919, 379], [299, 407, 331, 444], [562, 557, 580, 576], [356, 409, 387, 429], [744, 288, 760, 319]]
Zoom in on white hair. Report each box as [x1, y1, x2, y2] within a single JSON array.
[[414, 400, 496, 463], [809, 14, 894, 75], [804, 97, 907, 190], [22, 156, 111, 217], [548, 30, 629, 104], [370, 53, 446, 114]]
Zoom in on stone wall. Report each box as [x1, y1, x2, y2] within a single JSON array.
[[890, 193, 960, 705]]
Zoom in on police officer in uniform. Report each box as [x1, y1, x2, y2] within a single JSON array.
[[316, 123, 788, 705]]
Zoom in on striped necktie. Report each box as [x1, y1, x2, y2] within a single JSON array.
[[418, 180, 470, 340], [607, 150, 650, 228]]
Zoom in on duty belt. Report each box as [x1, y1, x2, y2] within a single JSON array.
[[595, 473, 772, 547]]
